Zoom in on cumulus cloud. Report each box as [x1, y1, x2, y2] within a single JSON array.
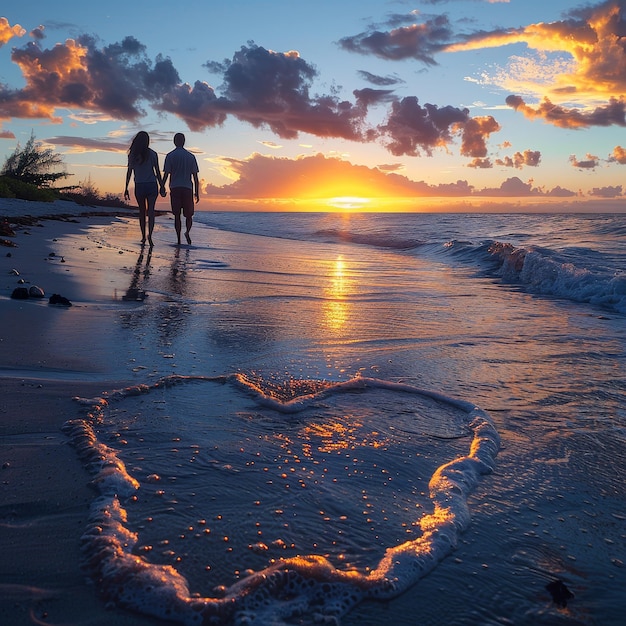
[[1, 35, 180, 122], [460, 115, 500, 157], [495, 149, 541, 168], [204, 152, 483, 198], [609, 145, 626, 163], [205, 153, 421, 198], [158, 44, 375, 140], [378, 96, 470, 156], [467, 158, 493, 169], [590, 184, 622, 197], [569, 153, 600, 169], [0, 17, 25, 46], [0, 31, 499, 161], [202, 153, 582, 200]]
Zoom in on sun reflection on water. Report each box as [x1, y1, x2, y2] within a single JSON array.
[[322, 255, 350, 333]]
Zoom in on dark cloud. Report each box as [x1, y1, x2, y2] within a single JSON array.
[[4, 35, 181, 122], [569, 153, 600, 169], [156, 80, 227, 132], [352, 87, 395, 106], [338, 15, 453, 65], [506, 95, 626, 129], [460, 115, 500, 158], [356, 70, 404, 87], [1, 33, 499, 160], [378, 96, 470, 156], [30, 25, 45, 40], [495, 150, 542, 169], [165, 44, 373, 140]]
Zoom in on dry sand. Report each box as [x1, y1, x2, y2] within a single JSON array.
[[0, 199, 170, 625]]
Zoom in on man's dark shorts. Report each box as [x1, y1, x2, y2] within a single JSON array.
[[170, 187, 194, 218]]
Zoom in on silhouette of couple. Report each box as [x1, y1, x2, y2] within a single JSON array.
[[125, 132, 199, 247]]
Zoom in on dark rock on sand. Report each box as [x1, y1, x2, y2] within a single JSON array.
[[11, 287, 29, 299], [29, 285, 45, 298], [48, 293, 72, 306]]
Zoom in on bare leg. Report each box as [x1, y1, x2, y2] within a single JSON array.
[[137, 196, 147, 242], [174, 213, 182, 245], [147, 198, 156, 247], [185, 216, 193, 244]]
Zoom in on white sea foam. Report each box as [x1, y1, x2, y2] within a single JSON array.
[[66, 374, 499, 625]]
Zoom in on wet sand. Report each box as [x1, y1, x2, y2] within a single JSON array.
[[0, 200, 169, 625]]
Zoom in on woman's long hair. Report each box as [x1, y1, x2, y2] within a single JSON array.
[[128, 131, 150, 164]]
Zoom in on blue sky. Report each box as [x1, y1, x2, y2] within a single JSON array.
[[1, 0, 626, 210]]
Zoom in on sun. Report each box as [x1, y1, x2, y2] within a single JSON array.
[[327, 196, 372, 210]]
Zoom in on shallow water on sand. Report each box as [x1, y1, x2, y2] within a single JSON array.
[[52, 213, 626, 625]]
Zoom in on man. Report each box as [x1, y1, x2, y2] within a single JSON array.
[[161, 133, 199, 245]]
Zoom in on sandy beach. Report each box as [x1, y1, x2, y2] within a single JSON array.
[[1, 200, 624, 626], [0, 200, 169, 625]]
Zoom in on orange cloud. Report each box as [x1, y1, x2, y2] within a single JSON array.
[[505, 94, 626, 128], [0, 17, 25, 46], [569, 153, 600, 169], [448, 1, 626, 104], [460, 116, 501, 157], [609, 145, 626, 163], [203, 153, 577, 200]]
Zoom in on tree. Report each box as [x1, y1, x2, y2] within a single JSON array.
[[1, 132, 69, 188]]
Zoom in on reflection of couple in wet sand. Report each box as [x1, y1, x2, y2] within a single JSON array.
[[122, 245, 151, 301], [125, 132, 199, 247], [123, 245, 190, 302]]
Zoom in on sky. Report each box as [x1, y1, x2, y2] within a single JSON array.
[[2, 0, 626, 211]]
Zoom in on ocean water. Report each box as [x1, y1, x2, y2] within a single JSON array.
[[62, 211, 626, 625]]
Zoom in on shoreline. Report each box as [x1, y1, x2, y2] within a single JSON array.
[[0, 198, 166, 624]]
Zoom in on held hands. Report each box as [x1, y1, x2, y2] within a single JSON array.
[[159, 185, 167, 198], [124, 189, 130, 200]]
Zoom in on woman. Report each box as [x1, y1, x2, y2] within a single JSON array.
[[124, 131, 164, 246]]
